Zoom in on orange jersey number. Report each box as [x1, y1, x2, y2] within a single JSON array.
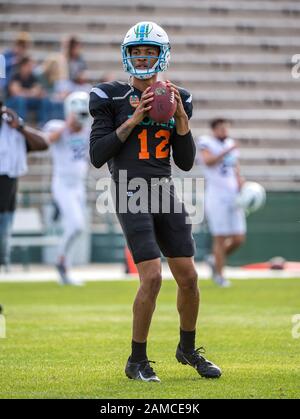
[[138, 129, 170, 160]]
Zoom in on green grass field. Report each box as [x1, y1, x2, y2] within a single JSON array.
[[0, 278, 299, 399]]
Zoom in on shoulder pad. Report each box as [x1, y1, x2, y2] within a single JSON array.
[[178, 87, 193, 120], [90, 81, 131, 101], [43, 119, 65, 133], [178, 87, 192, 103], [89, 81, 132, 117], [198, 135, 213, 150]]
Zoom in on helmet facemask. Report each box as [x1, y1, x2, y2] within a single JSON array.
[[121, 22, 171, 80], [122, 43, 170, 80]]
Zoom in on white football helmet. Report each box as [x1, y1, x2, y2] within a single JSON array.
[[121, 21, 171, 80], [64, 91, 90, 126], [236, 182, 266, 215]]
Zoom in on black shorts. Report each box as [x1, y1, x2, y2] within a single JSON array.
[[113, 178, 195, 264]]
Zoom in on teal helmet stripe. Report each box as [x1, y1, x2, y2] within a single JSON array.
[[134, 23, 152, 40], [140, 24, 145, 38], [144, 24, 150, 37]]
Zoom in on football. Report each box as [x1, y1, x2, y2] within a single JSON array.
[[148, 81, 177, 123], [236, 181, 266, 215]]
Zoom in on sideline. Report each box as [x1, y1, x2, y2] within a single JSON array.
[[0, 263, 299, 283]]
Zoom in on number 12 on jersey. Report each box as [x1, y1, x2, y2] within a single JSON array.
[[138, 129, 170, 160]]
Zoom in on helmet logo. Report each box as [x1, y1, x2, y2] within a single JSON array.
[[129, 94, 140, 108], [134, 23, 153, 41]]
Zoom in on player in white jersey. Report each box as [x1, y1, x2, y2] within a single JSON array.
[[0, 103, 48, 271], [198, 118, 246, 287], [44, 92, 90, 285]]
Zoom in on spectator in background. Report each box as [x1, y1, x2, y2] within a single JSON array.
[[0, 102, 48, 272], [38, 36, 90, 119], [38, 54, 69, 100], [67, 69, 92, 94], [66, 36, 87, 83], [38, 54, 70, 119], [52, 69, 92, 97], [6, 56, 51, 125], [0, 32, 32, 95], [100, 72, 116, 83]]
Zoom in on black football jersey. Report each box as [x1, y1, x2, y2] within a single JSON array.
[[89, 81, 194, 181]]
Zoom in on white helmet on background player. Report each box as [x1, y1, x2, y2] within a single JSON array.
[[236, 181, 266, 215], [121, 21, 171, 80], [64, 91, 90, 126]]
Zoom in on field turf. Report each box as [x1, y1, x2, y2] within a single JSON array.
[[0, 278, 299, 399]]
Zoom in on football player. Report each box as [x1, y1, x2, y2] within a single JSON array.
[[0, 103, 48, 271], [198, 118, 246, 287], [44, 92, 90, 286], [89, 22, 221, 382]]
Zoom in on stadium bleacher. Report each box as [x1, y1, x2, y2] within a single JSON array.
[[1, 0, 299, 236]]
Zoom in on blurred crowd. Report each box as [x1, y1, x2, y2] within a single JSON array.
[[0, 32, 92, 126]]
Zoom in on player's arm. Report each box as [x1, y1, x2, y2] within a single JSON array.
[[22, 126, 49, 151], [89, 86, 153, 169], [166, 82, 195, 171], [46, 126, 65, 144], [2, 106, 48, 151], [235, 162, 245, 190], [45, 114, 83, 145], [200, 145, 236, 167], [43, 119, 66, 145]]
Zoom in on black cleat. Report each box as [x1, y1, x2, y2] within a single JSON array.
[[125, 357, 161, 382], [176, 345, 222, 379]]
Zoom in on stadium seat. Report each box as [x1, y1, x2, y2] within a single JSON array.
[[1, 0, 299, 230]]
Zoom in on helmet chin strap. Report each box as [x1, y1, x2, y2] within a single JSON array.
[[132, 65, 158, 79], [134, 72, 154, 80]]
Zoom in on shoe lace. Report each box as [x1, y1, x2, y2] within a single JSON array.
[[141, 360, 156, 376], [191, 347, 206, 363]]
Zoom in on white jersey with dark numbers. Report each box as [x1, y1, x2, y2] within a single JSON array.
[[44, 119, 89, 181], [198, 135, 239, 195], [198, 135, 246, 235]]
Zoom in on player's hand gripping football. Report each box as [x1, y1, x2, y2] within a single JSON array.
[[165, 80, 187, 121], [166, 80, 190, 135], [131, 86, 154, 125]]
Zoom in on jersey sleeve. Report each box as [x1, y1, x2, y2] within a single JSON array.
[[179, 88, 193, 120], [171, 131, 196, 171], [89, 84, 123, 169], [225, 138, 240, 161], [170, 88, 195, 171], [43, 119, 65, 134], [198, 136, 213, 151]]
